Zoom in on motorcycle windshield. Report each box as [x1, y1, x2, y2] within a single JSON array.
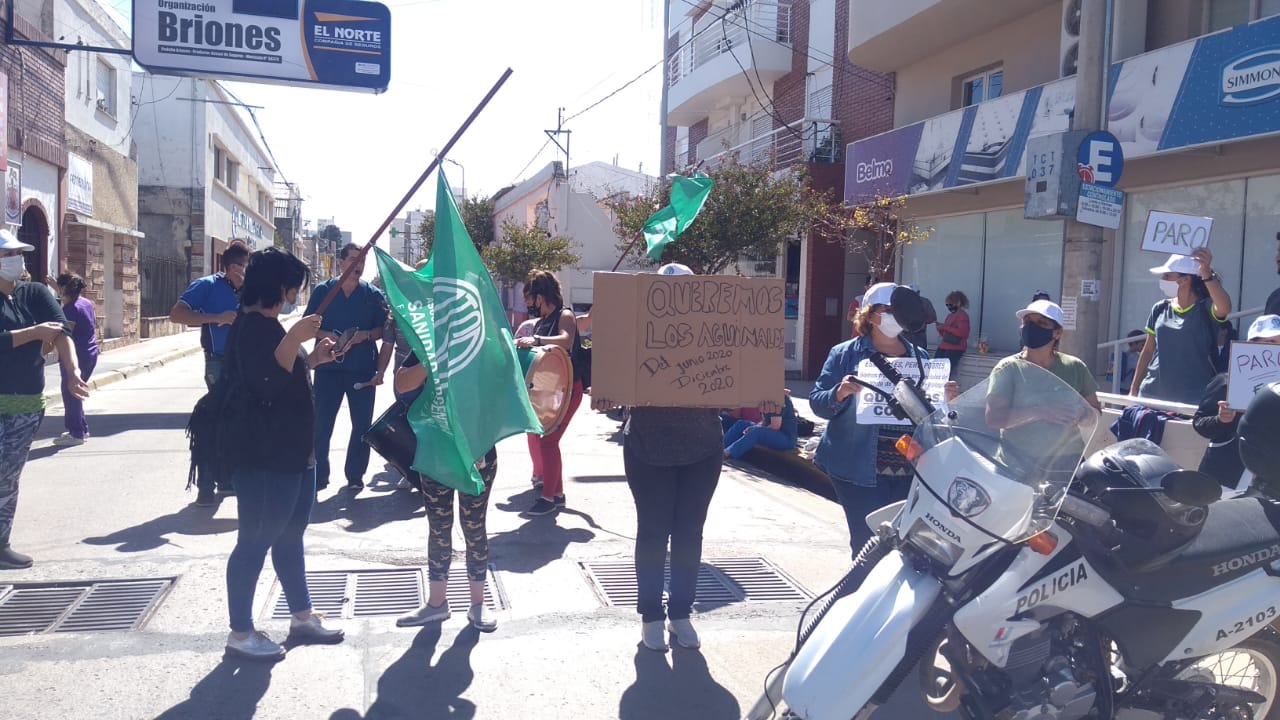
[[911, 358, 1098, 543]]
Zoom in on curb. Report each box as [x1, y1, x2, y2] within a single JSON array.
[[43, 345, 205, 409]]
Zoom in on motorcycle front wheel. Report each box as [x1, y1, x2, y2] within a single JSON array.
[[1177, 630, 1280, 720]]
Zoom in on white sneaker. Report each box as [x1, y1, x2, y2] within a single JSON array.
[[396, 601, 450, 627], [52, 433, 85, 447], [641, 620, 668, 652], [225, 630, 286, 661], [667, 618, 701, 649], [467, 603, 498, 633]]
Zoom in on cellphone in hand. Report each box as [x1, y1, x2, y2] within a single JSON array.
[[332, 328, 358, 355]]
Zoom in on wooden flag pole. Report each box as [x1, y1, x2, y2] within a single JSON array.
[[313, 67, 514, 316]]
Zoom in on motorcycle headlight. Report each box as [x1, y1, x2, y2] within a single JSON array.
[[905, 519, 963, 566]]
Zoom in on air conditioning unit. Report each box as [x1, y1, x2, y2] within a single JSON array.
[[1059, 0, 1082, 78]]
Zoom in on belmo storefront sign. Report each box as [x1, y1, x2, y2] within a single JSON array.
[[845, 13, 1280, 204], [134, 0, 391, 92]]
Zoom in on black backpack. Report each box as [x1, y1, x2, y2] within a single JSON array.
[[572, 326, 592, 389], [185, 324, 270, 488]]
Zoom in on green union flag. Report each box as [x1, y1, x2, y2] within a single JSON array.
[[373, 172, 540, 495], [643, 171, 714, 261]]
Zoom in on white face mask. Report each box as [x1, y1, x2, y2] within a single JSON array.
[[1158, 278, 1180, 298], [0, 255, 25, 282], [877, 312, 903, 338]]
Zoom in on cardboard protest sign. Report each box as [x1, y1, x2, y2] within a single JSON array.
[[854, 358, 950, 425], [1141, 211, 1213, 254], [1228, 341, 1280, 410], [590, 272, 784, 408]]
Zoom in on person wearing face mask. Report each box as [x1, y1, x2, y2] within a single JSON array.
[[1130, 249, 1232, 405], [514, 269, 586, 516], [810, 282, 929, 556], [0, 229, 90, 569], [984, 300, 1100, 489], [50, 272, 98, 447], [934, 290, 970, 380]]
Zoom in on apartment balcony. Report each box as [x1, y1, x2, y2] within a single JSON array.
[[697, 118, 840, 172], [847, 0, 1057, 71], [667, 1, 793, 127]]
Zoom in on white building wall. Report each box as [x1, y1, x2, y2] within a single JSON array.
[[21, 158, 60, 263], [60, 0, 132, 149], [131, 74, 200, 188], [203, 82, 276, 251]]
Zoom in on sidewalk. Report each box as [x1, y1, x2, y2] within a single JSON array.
[[42, 330, 204, 407]]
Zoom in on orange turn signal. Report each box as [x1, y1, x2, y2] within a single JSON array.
[[1027, 532, 1059, 556], [895, 435, 923, 462]]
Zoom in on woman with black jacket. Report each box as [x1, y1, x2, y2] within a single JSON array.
[[1193, 314, 1280, 489], [221, 248, 344, 661]]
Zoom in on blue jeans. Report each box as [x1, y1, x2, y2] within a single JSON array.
[[830, 479, 893, 559], [197, 354, 230, 492], [313, 371, 376, 486], [226, 466, 314, 632], [624, 445, 722, 623], [723, 420, 795, 458]]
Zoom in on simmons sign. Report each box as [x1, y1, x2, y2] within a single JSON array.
[[1221, 48, 1280, 105], [133, 0, 391, 92]]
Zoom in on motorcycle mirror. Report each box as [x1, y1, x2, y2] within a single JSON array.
[[1161, 470, 1221, 507], [889, 286, 926, 334]]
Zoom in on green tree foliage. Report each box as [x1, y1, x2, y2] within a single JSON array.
[[320, 224, 343, 244], [846, 194, 933, 280], [605, 158, 850, 275], [482, 220, 580, 286], [418, 195, 496, 257]]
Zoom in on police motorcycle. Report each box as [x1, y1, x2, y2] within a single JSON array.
[[746, 287, 1280, 720]]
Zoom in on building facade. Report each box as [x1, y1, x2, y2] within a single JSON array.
[[59, 0, 142, 344], [3, 0, 67, 287], [661, 0, 895, 377], [845, 0, 1280, 377], [132, 75, 278, 318], [493, 159, 655, 324]]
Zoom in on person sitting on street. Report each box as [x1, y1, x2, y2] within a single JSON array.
[[724, 391, 798, 459]]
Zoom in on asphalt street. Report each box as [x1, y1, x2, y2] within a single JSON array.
[[1, 346, 946, 719]]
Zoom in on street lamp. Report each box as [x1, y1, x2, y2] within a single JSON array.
[[440, 156, 465, 202]]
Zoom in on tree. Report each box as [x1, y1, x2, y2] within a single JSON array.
[[320, 224, 343, 253], [605, 157, 850, 275], [482, 220, 580, 286], [418, 195, 496, 257], [843, 193, 933, 280]]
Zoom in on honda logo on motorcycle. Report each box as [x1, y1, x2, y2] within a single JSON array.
[[1212, 544, 1280, 577], [948, 477, 991, 517]]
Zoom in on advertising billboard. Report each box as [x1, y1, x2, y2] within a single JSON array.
[[133, 0, 391, 92]]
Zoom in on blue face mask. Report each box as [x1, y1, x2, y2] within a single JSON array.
[[281, 290, 299, 314]]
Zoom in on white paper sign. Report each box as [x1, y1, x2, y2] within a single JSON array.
[[1228, 341, 1280, 410], [1080, 279, 1100, 299], [1060, 296, 1078, 331], [1076, 183, 1123, 229], [1141, 210, 1213, 254], [854, 358, 951, 425]]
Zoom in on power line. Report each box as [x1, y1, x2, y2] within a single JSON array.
[[563, 58, 664, 125], [510, 137, 553, 186], [216, 82, 290, 189]]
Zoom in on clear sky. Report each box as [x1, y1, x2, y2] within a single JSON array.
[[98, 0, 664, 244]]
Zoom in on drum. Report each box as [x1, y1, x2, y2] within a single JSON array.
[[361, 401, 422, 490], [518, 344, 574, 434]]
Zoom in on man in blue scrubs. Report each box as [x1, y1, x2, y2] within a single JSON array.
[[170, 241, 249, 506], [306, 243, 388, 492]]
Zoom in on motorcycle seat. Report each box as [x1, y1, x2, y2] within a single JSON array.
[[1102, 497, 1280, 604]]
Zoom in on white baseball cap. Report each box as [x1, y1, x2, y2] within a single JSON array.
[[1016, 299, 1066, 327], [862, 282, 899, 307], [0, 228, 33, 252], [1150, 254, 1200, 275], [1248, 314, 1280, 341], [657, 262, 693, 276]]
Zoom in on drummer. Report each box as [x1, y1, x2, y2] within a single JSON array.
[[515, 270, 586, 516]]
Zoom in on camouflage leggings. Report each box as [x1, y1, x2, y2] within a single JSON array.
[[420, 450, 497, 582], [0, 411, 43, 546]]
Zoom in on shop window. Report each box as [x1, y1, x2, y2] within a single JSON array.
[[95, 60, 116, 117], [214, 147, 225, 183], [961, 67, 1003, 107], [1207, 0, 1280, 31]]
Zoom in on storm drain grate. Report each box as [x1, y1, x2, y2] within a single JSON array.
[[580, 557, 811, 608], [0, 578, 174, 637], [268, 567, 505, 620]]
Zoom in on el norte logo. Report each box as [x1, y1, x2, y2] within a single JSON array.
[[1221, 48, 1280, 106]]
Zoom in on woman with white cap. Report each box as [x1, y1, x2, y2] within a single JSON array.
[[1192, 314, 1280, 489], [0, 229, 89, 569], [1130, 248, 1232, 404], [810, 281, 928, 556], [986, 299, 1101, 425]]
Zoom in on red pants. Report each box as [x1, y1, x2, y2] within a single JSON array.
[[527, 380, 584, 500]]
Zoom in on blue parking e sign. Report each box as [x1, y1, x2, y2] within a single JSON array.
[[1076, 131, 1124, 188]]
